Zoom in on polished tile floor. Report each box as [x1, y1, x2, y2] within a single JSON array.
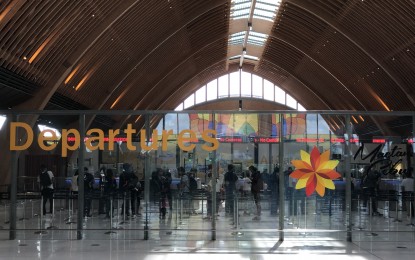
[[0, 196, 414, 259]]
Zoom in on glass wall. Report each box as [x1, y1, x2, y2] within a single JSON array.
[[0, 111, 414, 242]]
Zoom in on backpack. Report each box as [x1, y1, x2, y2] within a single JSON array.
[[40, 171, 52, 187], [189, 176, 197, 191]]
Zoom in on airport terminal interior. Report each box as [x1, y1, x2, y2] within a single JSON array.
[[1, 0, 415, 259]]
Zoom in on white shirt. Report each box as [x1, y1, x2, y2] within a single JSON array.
[[208, 177, 222, 192], [242, 177, 251, 191], [401, 178, 414, 192], [235, 178, 244, 191]]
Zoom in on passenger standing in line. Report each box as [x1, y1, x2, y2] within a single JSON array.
[[159, 169, 170, 218], [249, 165, 262, 220], [119, 163, 133, 216], [224, 164, 238, 215], [39, 164, 54, 215], [361, 166, 382, 216], [205, 166, 223, 220], [179, 167, 191, 214], [150, 171, 160, 203], [241, 171, 251, 215], [188, 169, 198, 214], [269, 166, 279, 216], [164, 170, 173, 211], [71, 170, 79, 194], [128, 170, 140, 217], [83, 167, 95, 217]]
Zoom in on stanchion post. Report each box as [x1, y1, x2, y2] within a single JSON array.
[[235, 196, 239, 229], [369, 197, 373, 231], [175, 196, 178, 229], [304, 196, 307, 231], [77, 113, 86, 240], [110, 195, 113, 228], [180, 197, 183, 221], [34, 196, 47, 235]]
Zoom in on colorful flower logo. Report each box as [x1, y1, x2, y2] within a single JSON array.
[[290, 146, 341, 197]]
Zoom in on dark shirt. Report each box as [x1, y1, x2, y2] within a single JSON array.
[[104, 176, 117, 194], [362, 170, 380, 189], [83, 172, 94, 192], [224, 170, 238, 191]]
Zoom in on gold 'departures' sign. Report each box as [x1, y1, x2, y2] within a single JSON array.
[[9, 122, 219, 157]]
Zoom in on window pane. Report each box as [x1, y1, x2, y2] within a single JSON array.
[[286, 93, 297, 109], [263, 79, 273, 101], [241, 71, 251, 97], [218, 75, 228, 98], [206, 80, 217, 101], [317, 114, 330, 134], [229, 71, 240, 97], [175, 103, 183, 111], [298, 103, 306, 111], [195, 85, 206, 104], [275, 86, 285, 104], [164, 113, 178, 133], [252, 75, 262, 98], [177, 114, 189, 132], [156, 117, 164, 133], [184, 93, 195, 109]]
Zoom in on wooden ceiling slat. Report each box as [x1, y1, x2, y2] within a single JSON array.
[[0, 0, 415, 129]]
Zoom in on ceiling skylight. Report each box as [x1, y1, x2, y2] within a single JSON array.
[[247, 31, 268, 46], [231, 0, 281, 22], [229, 31, 246, 45], [230, 0, 252, 20], [253, 0, 281, 22], [228, 0, 282, 66]]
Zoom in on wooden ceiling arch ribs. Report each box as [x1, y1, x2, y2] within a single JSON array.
[[10, 0, 140, 112], [264, 34, 368, 111], [0, 0, 141, 144], [129, 37, 228, 110], [94, 2, 230, 129], [288, 0, 415, 107], [119, 10, 376, 123], [0, 0, 26, 32]]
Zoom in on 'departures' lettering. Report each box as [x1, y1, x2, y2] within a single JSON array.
[[9, 122, 219, 157]]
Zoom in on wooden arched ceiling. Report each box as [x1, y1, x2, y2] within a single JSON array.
[[1, 0, 415, 129]]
